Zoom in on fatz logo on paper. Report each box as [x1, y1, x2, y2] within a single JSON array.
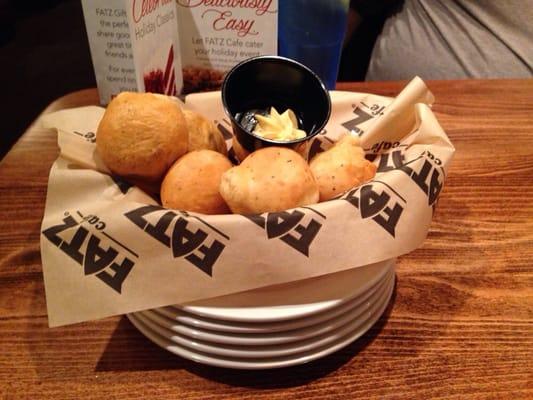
[[124, 205, 228, 276], [73, 130, 96, 143], [41, 212, 136, 294], [111, 176, 134, 194], [341, 102, 385, 135], [373, 146, 407, 172], [399, 151, 445, 206], [343, 182, 406, 237], [246, 208, 325, 256]]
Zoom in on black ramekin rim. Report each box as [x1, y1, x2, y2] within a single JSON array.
[[221, 55, 332, 146]]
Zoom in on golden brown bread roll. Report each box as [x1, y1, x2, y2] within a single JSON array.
[[183, 109, 227, 156], [96, 92, 188, 185], [161, 150, 232, 214], [309, 135, 376, 201], [220, 147, 319, 214]]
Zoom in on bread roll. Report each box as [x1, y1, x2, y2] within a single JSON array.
[[220, 147, 319, 214], [96, 92, 188, 185], [183, 109, 227, 156], [161, 150, 232, 214], [309, 135, 376, 201]]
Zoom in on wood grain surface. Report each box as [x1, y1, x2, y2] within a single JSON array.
[[0, 80, 532, 399]]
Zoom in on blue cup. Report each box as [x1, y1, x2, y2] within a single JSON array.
[[278, 0, 349, 90]]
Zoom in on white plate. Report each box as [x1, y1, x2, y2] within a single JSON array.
[[133, 276, 393, 359], [154, 268, 393, 334], [139, 271, 392, 346], [177, 259, 394, 322], [127, 274, 394, 369]]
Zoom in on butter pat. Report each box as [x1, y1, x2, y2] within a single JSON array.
[[254, 107, 307, 141]]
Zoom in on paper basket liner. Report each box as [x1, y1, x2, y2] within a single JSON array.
[[39, 77, 454, 326]]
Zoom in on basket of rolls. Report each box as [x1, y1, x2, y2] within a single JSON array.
[[40, 55, 454, 347]]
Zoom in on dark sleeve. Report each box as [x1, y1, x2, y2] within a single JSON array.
[[350, 0, 401, 18]]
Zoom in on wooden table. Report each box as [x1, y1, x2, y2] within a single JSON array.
[[1, 80, 532, 399]]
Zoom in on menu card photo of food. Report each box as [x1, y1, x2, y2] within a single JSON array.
[[175, 0, 278, 93], [82, 0, 184, 104], [82, 0, 279, 103]]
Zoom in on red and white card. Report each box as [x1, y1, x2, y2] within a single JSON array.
[[82, 0, 183, 104]]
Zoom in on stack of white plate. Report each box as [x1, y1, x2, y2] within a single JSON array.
[[128, 259, 395, 369]]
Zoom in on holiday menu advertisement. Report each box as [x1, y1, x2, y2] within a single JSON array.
[[176, 0, 277, 93], [83, 0, 278, 102], [127, 0, 183, 97], [82, 0, 184, 104]]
